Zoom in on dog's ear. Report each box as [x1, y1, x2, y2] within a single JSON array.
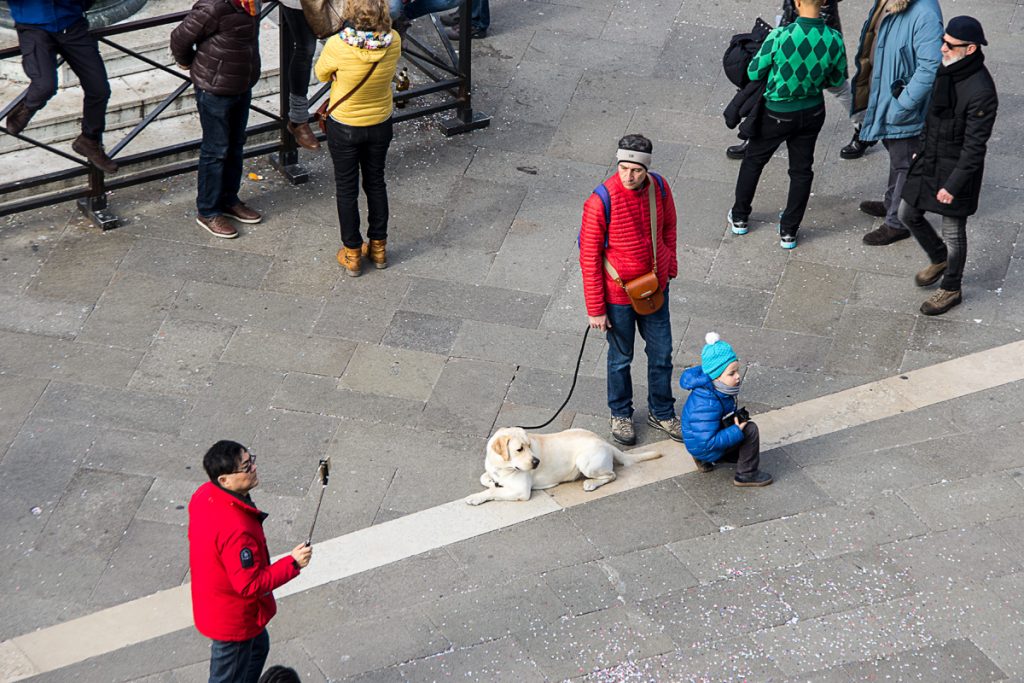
[[492, 435, 511, 460]]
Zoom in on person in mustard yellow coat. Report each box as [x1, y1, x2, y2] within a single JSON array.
[[315, 0, 401, 276]]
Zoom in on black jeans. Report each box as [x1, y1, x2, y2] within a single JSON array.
[[326, 117, 393, 248], [17, 19, 110, 140], [279, 6, 317, 124], [719, 422, 760, 475], [195, 87, 251, 218], [732, 104, 826, 234], [898, 200, 969, 290], [208, 629, 269, 683]]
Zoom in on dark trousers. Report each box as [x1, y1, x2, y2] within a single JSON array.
[[16, 19, 110, 140], [208, 629, 269, 683], [603, 289, 675, 421], [279, 6, 317, 123], [470, 0, 490, 31], [899, 200, 968, 291], [882, 138, 920, 231], [326, 116, 393, 248], [731, 104, 826, 234], [719, 422, 760, 475], [195, 87, 251, 218]]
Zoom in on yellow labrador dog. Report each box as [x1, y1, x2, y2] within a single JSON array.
[[465, 427, 662, 505]]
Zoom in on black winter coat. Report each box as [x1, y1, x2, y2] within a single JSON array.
[[170, 0, 260, 97], [902, 64, 998, 218], [780, 0, 842, 33]]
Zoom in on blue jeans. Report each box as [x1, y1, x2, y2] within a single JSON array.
[[390, 0, 459, 20], [208, 629, 269, 683], [195, 87, 251, 218], [604, 289, 675, 420]]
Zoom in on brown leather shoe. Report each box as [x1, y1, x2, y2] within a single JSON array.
[[223, 202, 262, 224], [337, 246, 362, 276], [72, 134, 118, 173], [858, 200, 887, 218], [5, 101, 33, 135], [287, 121, 321, 151], [361, 239, 387, 269], [914, 261, 947, 287], [196, 215, 238, 239], [921, 288, 962, 316], [863, 224, 911, 246]]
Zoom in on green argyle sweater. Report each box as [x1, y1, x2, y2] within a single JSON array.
[[748, 16, 847, 112]]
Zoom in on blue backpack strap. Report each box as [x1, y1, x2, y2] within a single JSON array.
[[579, 183, 612, 249], [649, 172, 666, 199]]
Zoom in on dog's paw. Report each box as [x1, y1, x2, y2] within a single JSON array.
[[465, 494, 488, 506], [479, 472, 496, 488]]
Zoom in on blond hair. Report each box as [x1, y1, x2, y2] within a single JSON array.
[[345, 0, 392, 34]]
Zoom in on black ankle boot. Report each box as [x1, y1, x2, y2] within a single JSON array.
[[840, 132, 877, 160], [726, 140, 748, 160]]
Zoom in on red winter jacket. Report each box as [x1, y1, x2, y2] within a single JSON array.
[[188, 482, 300, 641], [579, 173, 678, 316]]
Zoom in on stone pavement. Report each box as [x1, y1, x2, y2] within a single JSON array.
[[1, 0, 1023, 679]]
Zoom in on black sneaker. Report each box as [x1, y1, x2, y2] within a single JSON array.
[[726, 140, 748, 160], [734, 470, 773, 487], [840, 133, 877, 160], [863, 224, 911, 246], [858, 200, 887, 218]]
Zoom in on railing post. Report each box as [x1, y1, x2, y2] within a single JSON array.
[[270, 5, 310, 184], [438, 0, 490, 136], [77, 166, 118, 230]]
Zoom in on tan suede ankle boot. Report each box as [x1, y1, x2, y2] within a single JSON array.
[[337, 246, 362, 277], [362, 239, 387, 269]]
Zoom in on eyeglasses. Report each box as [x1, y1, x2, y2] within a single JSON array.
[[235, 453, 256, 473], [942, 39, 972, 50]]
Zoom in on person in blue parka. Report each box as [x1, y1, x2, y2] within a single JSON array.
[[679, 332, 772, 487]]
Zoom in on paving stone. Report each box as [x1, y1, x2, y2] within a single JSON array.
[[599, 546, 700, 603], [128, 319, 235, 396], [789, 494, 930, 561], [338, 343, 445, 402], [540, 561, 622, 617], [485, 216, 577, 295], [765, 260, 857, 337], [83, 428, 208, 483], [652, 635, 790, 682], [400, 277, 549, 329], [903, 316, 1023, 371], [0, 291, 91, 339], [177, 364, 284, 447], [566, 479, 716, 557], [0, 209, 67, 295], [417, 357, 515, 437], [881, 526, 1024, 589], [512, 605, 675, 681], [638, 574, 794, 648], [897, 472, 1024, 533], [841, 638, 1006, 682], [677, 318, 832, 374], [118, 237, 273, 287], [739, 365, 874, 410], [465, 146, 605, 196], [220, 327, 356, 377], [245, 409, 340, 497], [824, 305, 917, 375], [76, 271, 183, 349], [271, 372, 425, 427], [31, 381, 189, 434], [0, 375, 46, 456], [88, 519, 189, 609], [431, 176, 527, 252], [779, 668, 856, 683], [549, 98, 635, 166], [380, 310, 462, 355], [170, 280, 322, 335], [506, 365, 611, 416], [28, 230, 135, 304], [672, 278, 773, 327], [0, 330, 143, 389], [801, 442, 961, 502], [667, 516, 815, 584], [134, 477, 196, 527], [707, 228, 793, 292], [313, 273, 411, 343], [453, 319, 602, 375], [347, 637, 547, 683], [258, 238, 343, 297]]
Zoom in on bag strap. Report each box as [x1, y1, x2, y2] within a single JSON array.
[[602, 177, 659, 285], [323, 61, 380, 119]]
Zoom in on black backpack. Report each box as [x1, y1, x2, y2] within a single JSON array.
[[722, 17, 773, 89]]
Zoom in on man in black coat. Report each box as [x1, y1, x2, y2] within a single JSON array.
[[898, 16, 998, 316]]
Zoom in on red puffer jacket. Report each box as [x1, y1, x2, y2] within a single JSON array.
[[579, 173, 678, 316], [188, 482, 300, 641], [170, 0, 260, 97]]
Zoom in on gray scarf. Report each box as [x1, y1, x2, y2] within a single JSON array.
[[713, 379, 741, 396]]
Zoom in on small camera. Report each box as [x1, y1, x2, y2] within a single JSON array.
[[721, 406, 750, 428]]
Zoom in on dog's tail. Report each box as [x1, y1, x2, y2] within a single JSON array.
[[613, 447, 663, 466]]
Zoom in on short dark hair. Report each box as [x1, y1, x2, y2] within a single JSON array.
[[617, 134, 653, 154], [258, 666, 301, 683], [203, 440, 246, 482]]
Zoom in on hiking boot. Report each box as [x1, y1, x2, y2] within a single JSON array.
[[647, 414, 682, 442], [362, 239, 387, 269], [840, 133, 877, 160], [5, 101, 33, 135], [610, 416, 636, 446], [920, 288, 962, 316], [726, 140, 748, 160], [914, 261, 947, 287], [440, 11, 460, 26], [338, 246, 362, 277], [863, 224, 910, 246], [858, 200, 887, 218], [287, 121, 321, 151], [727, 209, 748, 236], [196, 215, 238, 239], [445, 24, 486, 40], [692, 457, 714, 473], [71, 134, 118, 173], [734, 470, 773, 487], [223, 202, 262, 224]]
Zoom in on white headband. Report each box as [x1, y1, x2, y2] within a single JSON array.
[[616, 148, 652, 169]]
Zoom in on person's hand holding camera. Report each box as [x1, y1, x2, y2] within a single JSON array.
[[291, 543, 313, 569]]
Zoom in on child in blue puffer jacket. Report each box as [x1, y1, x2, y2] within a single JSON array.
[[679, 333, 772, 487]]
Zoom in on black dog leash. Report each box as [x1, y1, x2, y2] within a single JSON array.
[[516, 326, 591, 430]]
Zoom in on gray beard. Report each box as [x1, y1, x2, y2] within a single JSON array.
[[942, 53, 966, 67]]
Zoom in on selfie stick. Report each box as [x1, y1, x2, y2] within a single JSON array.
[[306, 458, 330, 546]]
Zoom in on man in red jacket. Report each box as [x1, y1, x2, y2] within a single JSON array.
[[189, 441, 312, 683], [579, 134, 681, 447]]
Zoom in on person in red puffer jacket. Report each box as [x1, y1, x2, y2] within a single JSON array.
[[189, 441, 312, 683], [579, 134, 680, 448]]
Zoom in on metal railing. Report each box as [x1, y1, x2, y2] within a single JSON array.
[[0, 0, 489, 229]]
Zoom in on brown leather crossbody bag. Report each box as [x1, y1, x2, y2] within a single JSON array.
[[603, 181, 664, 315], [316, 61, 380, 134]]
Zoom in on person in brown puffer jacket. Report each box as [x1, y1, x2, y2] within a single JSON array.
[[171, 0, 263, 239]]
